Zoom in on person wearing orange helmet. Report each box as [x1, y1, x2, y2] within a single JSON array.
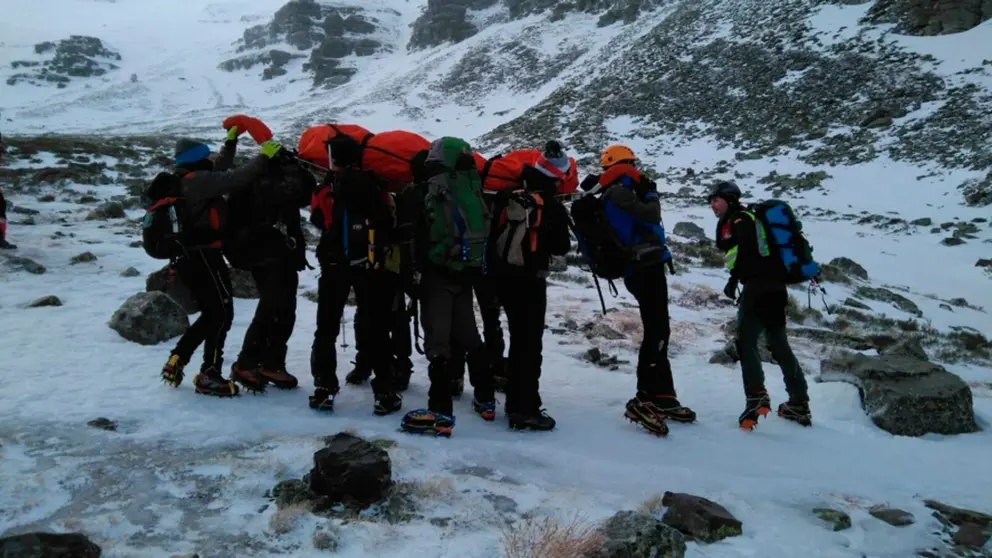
[[575, 144, 695, 436]]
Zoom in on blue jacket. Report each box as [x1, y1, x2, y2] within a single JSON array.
[[599, 167, 671, 269]]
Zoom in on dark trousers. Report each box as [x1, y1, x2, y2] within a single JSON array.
[[420, 270, 484, 415], [355, 273, 413, 372], [311, 265, 394, 395], [623, 263, 677, 398], [172, 249, 234, 372], [736, 288, 808, 401], [498, 276, 548, 415], [449, 275, 504, 384], [237, 256, 299, 371]]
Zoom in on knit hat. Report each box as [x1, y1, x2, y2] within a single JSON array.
[[707, 180, 742, 205], [175, 138, 210, 167], [534, 140, 570, 180]]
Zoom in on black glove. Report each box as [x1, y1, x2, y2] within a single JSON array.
[[723, 278, 739, 301], [634, 178, 657, 200], [579, 174, 600, 191]]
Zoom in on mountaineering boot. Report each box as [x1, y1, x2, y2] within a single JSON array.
[[472, 398, 496, 421], [624, 397, 670, 437], [649, 394, 697, 423], [230, 362, 267, 393], [374, 392, 403, 416], [258, 367, 299, 390], [508, 410, 556, 431], [345, 364, 372, 386], [309, 388, 336, 412], [400, 409, 455, 437], [738, 391, 772, 431], [778, 400, 812, 427], [193, 368, 239, 397], [161, 353, 185, 387]]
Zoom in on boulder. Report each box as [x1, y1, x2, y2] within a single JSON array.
[[592, 510, 686, 558], [108, 292, 189, 345], [146, 265, 198, 314], [826, 256, 868, 280], [28, 295, 62, 308], [877, 335, 928, 360], [813, 508, 852, 531], [0, 532, 101, 558], [673, 221, 708, 241], [307, 432, 392, 509], [229, 267, 260, 299], [661, 492, 743, 543], [869, 505, 914, 526], [818, 353, 979, 436]]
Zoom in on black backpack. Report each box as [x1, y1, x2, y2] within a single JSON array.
[[568, 193, 634, 280], [142, 173, 186, 260]]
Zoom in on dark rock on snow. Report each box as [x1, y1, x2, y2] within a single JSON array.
[[307, 432, 392, 509], [272, 478, 313, 509], [813, 507, 852, 531], [28, 295, 62, 308], [876, 335, 928, 360], [869, 505, 915, 526], [673, 221, 708, 240], [146, 265, 198, 314], [86, 417, 117, 431], [827, 256, 869, 280], [3, 255, 46, 274], [661, 491, 743, 543], [229, 267, 260, 299], [120, 266, 141, 277], [108, 291, 189, 345], [818, 353, 979, 436], [0, 532, 101, 558], [593, 510, 687, 558], [70, 251, 97, 264]]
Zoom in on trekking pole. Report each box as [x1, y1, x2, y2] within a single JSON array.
[[808, 277, 832, 315], [591, 275, 608, 316], [341, 316, 349, 348]]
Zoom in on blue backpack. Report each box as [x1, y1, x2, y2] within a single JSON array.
[[749, 199, 820, 284]]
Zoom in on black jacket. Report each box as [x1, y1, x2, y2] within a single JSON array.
[[715, 204, 785, 300], [221, 141, 313, 270]]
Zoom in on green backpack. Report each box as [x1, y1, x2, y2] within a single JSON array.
[[423, 137, 491, 271]]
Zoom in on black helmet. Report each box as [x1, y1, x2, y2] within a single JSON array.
[[708, 180, 741, 204]]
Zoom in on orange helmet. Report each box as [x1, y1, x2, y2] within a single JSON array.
[[600, 144, 636, 169]]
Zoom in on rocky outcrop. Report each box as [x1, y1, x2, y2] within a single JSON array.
[[226, 0, 390, 87], [0, 532, 101, 558], [146, 266, 198, 314], [408, 0, 496, 50], [8, 35, 121, 88], [818, 353, 980, 436], [864, 0, 992, 36], [108, 292, 189, 345]]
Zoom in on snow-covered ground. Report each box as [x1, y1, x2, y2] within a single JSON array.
[[0, 156, 990, 556]]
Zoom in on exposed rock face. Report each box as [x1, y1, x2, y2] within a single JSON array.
[[108, 292, 190, 345], [9, 36, 120, 88], [818, 353, 980, 436], [408, 0, 496, 50], [224, 0, 391, 87], [864, 0, 992, 36]]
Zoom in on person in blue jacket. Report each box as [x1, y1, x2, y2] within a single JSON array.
[[580, 144, 696, 436]]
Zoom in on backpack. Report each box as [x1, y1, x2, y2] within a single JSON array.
[[494, 190, 544, 268], [748, 199, 821, 283], [142, 196, 186, 260], [311, 171, 390, 267], [569, 192, 635, 280], [423, 137, 491, 271]]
